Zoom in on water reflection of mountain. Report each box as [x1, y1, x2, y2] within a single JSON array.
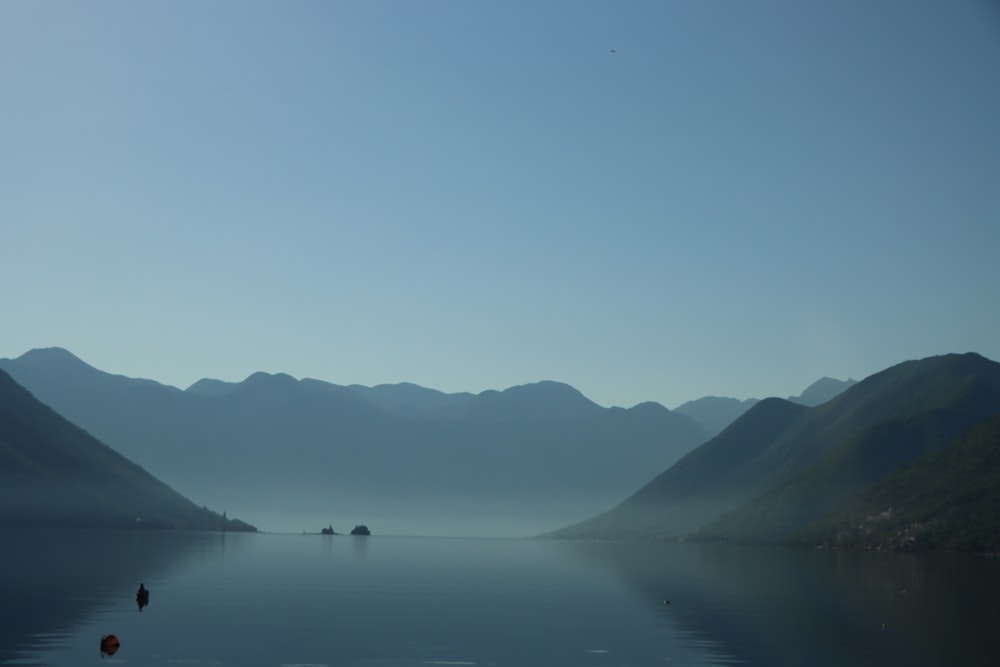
[[0, 528, 231, 665], [560, 541, 1000, 667]]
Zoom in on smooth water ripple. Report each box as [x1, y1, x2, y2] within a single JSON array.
[[1, 530, 997, 666]]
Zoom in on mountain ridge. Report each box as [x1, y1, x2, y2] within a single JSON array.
[[5, 346, 975, 543], [0, 368, 254, 531], [549, 352, 1000, 546], [0, 348, 710, 535]]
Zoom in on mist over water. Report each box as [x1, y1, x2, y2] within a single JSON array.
[[245, 505, 602, 538]]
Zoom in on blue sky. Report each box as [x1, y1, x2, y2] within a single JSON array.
[[3, 0, 999, 408]]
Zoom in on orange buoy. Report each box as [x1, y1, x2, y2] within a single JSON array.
[[100, 634, 121, 656]]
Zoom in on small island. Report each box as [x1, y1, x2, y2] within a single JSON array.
[[314, 524, 370, 535]]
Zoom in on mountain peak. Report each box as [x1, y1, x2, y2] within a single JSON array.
[[186, 378, 240, 397], [4, 347, 130, 389], [790, 377, 856, 407], [460, 381, 604, 421], [5, 348, 172, 392], [15, 346, 91, 370], [242, 371, 299, 386]]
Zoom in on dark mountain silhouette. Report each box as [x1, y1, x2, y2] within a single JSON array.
[[0, 348, 709, 534], [550, 353, 1000, 544], [0, 369, 254, 530]]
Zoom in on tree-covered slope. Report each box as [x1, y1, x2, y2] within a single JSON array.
[[551, 353, 1000, 542], [792, 414, 1000, 552], [698, 405, 992, 543]]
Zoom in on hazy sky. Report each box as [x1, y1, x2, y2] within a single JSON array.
[[3, 0, 999, 408]]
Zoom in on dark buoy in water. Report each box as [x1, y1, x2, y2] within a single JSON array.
[[100, 634, 120, 656], [136, 582, 149, 611], [663, 599, 671, 605]]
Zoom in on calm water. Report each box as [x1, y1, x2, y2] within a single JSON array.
[[1, 529, 998, 666]]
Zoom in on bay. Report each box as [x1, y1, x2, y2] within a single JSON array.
[[1, 529, 997, 666]]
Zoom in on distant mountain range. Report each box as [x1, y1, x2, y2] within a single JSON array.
[[550, 353, 1000, 551], [15, 345, 961, 545], [1, 348, 716, 535], [673, 376, 857, 436], [0, 368, 254, 531]]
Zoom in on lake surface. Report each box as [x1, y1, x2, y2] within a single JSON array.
[[2, 529, 997, 666]]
